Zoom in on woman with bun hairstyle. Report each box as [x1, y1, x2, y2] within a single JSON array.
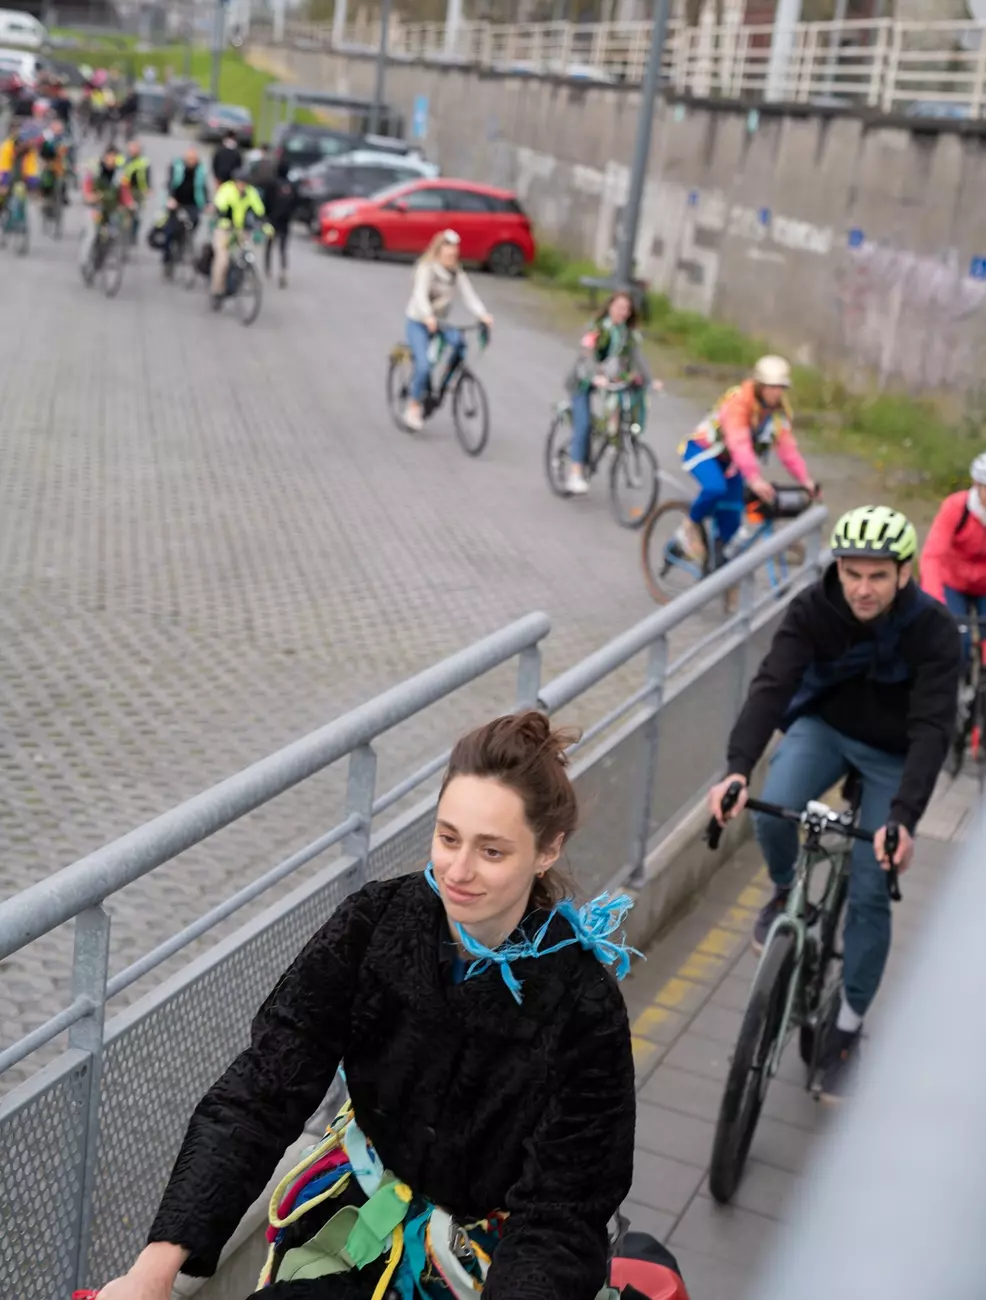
[[96, 712, 637, 1300]]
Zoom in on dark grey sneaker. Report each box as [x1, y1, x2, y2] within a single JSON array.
[[816, 1026, 861, 1103], [752, 889, 790, 950]]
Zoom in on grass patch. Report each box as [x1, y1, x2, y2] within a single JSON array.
[[530, 241, 978, 506], [50, 44, 319, 131]]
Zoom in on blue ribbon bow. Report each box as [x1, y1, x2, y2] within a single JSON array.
[[424, 863, 641, 1004]]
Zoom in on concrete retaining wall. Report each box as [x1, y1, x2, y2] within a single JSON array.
[[252, 41, 986, 398]]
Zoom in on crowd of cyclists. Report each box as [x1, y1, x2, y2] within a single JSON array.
[[0, 68, 296, 306]]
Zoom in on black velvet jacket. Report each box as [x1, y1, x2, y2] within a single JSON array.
[[149, 872, 637, 1299]]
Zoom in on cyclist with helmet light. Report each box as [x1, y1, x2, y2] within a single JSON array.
[[708, 506, 960, 1100], [920, 453, 986, 661], [674, 355, 817, 564]]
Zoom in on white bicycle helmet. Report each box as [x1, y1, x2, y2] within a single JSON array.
[[971, 452, 986, 485], [753, 355, 791, 388]]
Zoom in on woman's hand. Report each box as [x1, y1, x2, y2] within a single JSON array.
[[424, 315, 439, 334], [592, 373, 609, 389], [480, 313, 493, 328], [95, 1243, 188, 1300], [651, 378, 664, 392]]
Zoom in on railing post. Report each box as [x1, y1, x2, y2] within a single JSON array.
[[629, 633, 668, 887], [516, 644, 542, 711], [971, 22, 986, 118], [71, 903, 110, 1290], [881, 20, 902, 113], [345, 743, 377, 884]]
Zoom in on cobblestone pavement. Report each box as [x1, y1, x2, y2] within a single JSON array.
[[0, 130, 724, 1084], [621, 771, 979, 1300]]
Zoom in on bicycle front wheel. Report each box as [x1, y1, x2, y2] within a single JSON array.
[[236, 261, 262, 325], [709, 928, 796, 1204], [386, 345, 414, 432], [101, 236, 123, 298], [641, 499, 707, 604], [452, 369, 489, 457], [610, 436, 658, 528]]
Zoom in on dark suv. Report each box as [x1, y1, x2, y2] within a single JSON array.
[[272, 125, 360, 177]]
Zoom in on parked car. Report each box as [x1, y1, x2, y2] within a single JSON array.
[[272, 123, 361, 177], [135, 82, 173, 133], [905, 100, 971, 120], [318, 177, 535, 275], [295, 149, 438, 230], [0, 9, 45, 51], [181, 87, 216, 124], [199, 103, 254, 146]]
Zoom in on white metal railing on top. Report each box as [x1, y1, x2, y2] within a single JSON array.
[[271, 14, 986, 116]]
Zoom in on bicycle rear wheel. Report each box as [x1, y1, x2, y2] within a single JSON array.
[[609, 436, 658, 529], [452, 368, 489, 457], [641, 499, 707, 604], [235, 261, 262, 325], [386, 345, 414, 432], [709, 929, 796, 1204], [799, 864, 849, 1076], [13, 204, 28, 258]]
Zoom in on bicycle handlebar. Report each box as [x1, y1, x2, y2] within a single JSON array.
[[705, 781, 902, 900]]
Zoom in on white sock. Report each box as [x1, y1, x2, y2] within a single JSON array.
[[837, 995, 863, 1034]]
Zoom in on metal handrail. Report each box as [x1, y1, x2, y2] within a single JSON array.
[[539, 506, 826, 713]]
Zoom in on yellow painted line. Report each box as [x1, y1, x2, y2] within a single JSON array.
[[653, 976, 703, 1010], [697, 927, 744, 958], [632, 1036, 658, 1069], [737, 885, 770, 910], [678, 951, 728, 983], [630, 863, 767, 1070]]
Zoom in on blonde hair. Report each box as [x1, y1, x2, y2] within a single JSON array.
[[419, 230, 459, 265]]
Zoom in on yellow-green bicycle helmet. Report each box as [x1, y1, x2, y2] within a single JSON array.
[[830, 505, 917, 563]]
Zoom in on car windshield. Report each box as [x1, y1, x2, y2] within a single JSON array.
[[216, 105, 250, 122]]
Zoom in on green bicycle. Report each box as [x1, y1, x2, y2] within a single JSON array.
[[0, 180, 30, 257], [81, 210, 125, 298], [545, 380, 659, 528], [705, 776, 900, 1204]]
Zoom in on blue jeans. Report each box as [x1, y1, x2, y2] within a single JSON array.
[[682, 441, 745, 543], [942, 586, 986, 666], [756, 715, 906, 1017], [405, 319, 464, 403]]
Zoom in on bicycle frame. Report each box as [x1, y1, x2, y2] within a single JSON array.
[[754, 819, 857, 1079]]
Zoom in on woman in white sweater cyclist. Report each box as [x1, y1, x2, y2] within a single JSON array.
[[404, 229, 494, 431]]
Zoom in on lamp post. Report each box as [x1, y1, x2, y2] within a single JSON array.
[[370, 0, 394, 135], [614, 0, 672, 287]]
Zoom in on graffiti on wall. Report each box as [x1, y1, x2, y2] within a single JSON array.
[[834, 241, 986, 392]]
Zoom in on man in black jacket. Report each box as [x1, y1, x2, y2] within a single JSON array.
[[211, 132, 241, 185], [709, 504, 961, 1099]]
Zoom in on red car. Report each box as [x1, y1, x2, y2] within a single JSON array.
[[318, 177, 535, 276]]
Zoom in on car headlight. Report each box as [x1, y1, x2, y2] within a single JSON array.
[[327, 202, 358, 221]]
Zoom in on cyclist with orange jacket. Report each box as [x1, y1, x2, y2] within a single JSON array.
[[675, 356, 817, 564]]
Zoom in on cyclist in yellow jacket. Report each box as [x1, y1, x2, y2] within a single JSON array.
[[210, 169, 268, 305]]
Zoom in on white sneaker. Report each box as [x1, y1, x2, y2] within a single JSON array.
[[404, 406, 424, 431], [566, 470, 589, 496], [674, 520, 707, 564]]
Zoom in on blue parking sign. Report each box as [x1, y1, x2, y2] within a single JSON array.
[[970, 256, 986, 281], [412, 95, 429, 141]]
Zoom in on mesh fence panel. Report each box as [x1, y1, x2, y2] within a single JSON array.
[[367, 802, 436, 882], [84, 863, 355, 1287], [568, 721, 648, 899], [651, 649, 741, 838], [0, 1054, 89, 1300]]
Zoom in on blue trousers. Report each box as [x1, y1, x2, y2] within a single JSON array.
[[405, 319, 464, 402], [682, 442, 745, 543], [755, 715, 906, 1017], [942, 585, 986, 665]]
